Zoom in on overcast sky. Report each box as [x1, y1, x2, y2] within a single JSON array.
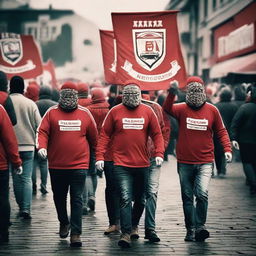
[[30, 0, 170, 29]]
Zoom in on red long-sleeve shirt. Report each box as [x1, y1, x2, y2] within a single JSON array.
[[163, 93, 231, 164], [37, 105, 98, 169], [0, 105, 21, 170], [96, 103, 164, 168]]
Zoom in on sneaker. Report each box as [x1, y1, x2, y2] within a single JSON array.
[[70, 234, 82, 247], [144, 229, 160, 242], [88, 198, 95, 211], [184, 229, 195, 241], [195, 228, 209, 242], [104, 225, 119, 235], [118, 233, 131, 248], [59, 224, 70, 238], [20, 212, 32, 220], [130, 226, 139, 240], [40, 186, 48, 195]]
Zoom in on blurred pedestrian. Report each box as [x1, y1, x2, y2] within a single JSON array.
[[214, 87, 238, 177], [25, 81, 40, 102], [32, 86, 57, 195], [163, 77, 232, 242], [77, 82, 91, 107], [0, 71, 17, 125], [82, 88, 109, 213], [230, 84, 256, 195], [9, 76, 41, 220], [96, 82, 164, 248], [0, 105, 22, 244], [37, 82, 98, 247]]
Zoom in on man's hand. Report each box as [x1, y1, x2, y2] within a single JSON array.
[[155, 157, 164, 167], [168, 80, 179, 95], [225, 152, 232, 163], [14, 166, 23, 175], [232, 140, 239, 150], [95, 160, 104, 171], [38, 148, 47, 159]]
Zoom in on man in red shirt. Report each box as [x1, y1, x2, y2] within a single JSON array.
[[163, 77, 232, 242], [0, 105, 22, 243], [37, 82, 98, 247], [96, 82, 164, 248]]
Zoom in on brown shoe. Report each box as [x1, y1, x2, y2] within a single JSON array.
[[104, 225, 119, 235], [130, 226, 139, 240], [59, 224, 70, 238], [118, 233, 131, 248], [70, 234, 82, 247]]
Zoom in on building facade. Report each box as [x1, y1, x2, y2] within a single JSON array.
[[167, 0, 256, 84]]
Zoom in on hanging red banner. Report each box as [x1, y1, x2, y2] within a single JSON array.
[[112, 11, 187, 90], [0, 33, 43, 79], [99, 30, 117, 84]]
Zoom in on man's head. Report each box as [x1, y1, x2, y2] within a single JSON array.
[[9, 76, 25, 94], [59, 81, 78, 111], [122, 82, 141, 109], [185, 76, 206, 108]]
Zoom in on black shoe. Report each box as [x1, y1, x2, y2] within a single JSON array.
[[87, 199, 95, 211], [40, 186, 48, 195], [118, 233, 131, 248], [20, 212, 32, 220], [144, 229, 160, 242], [59, 224, 70, 238], [184, 229, 194, 241], [195, 228, 209, 242]]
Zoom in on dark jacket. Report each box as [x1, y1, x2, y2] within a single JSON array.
[[0, 91, 17, 125]]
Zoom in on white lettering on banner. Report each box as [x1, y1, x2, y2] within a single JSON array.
[[186, 118, 208, 126], [123, 124, 143, 130], [187, 124, 207, 131], [218, 23, 254, 57], [110, 39, 117, 73], [122, 60, 181, 82], [0, 60, 35, 73], [59, 120, 81, 126], [133, 20, 163, 28], [60, 126, 81, 131], [122, 118, 145, 124]]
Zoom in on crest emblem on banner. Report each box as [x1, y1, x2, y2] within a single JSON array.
[[132, 29, 166, 71], [0, 37, 23, 65]]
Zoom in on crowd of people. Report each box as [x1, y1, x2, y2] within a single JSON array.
[[0, 70, 255, 249]]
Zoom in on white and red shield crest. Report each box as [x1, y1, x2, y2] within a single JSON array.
[[0, 37, 23, 65], [132, 29, 166, 71]]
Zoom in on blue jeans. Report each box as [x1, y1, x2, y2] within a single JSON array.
[[114, 165, 149, 234], [49, 169, 86, 235], [12, 151, 34, 213], [177, 162, 213, 230], [0, 169, 10, 233], [32, 152, 48, 190], [104, 161, 120, 226], [145, 159, 161, 230]]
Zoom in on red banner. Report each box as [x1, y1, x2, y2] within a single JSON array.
[[99, 30, 117, 84], [0, 33, 43, 79], [111, 11, 187, 90]]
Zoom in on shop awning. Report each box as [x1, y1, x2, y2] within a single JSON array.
[[209, 53, 256, 78]]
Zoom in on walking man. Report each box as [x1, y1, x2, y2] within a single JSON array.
[[96, 82, 164, 248], [163, 77, 232, 242], [37, 82, 98, 247]]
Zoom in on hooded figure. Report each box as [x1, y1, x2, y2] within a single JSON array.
[[59, 81, 78, 111], [122, 83, 141, 109], [185, 76, 206, 109]]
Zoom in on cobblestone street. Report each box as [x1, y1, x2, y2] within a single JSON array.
[[1, 156, 256, 255]]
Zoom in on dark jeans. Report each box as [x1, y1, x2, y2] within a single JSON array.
[[177, 162, 213, 230], [114, 165, 149, 234], [49, 169, 87, 235], [104, 161, 120, 226], [0, 169, 10, 233]]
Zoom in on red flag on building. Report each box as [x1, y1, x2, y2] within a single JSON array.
[[99, 30, 117, 84], [0, 33, 43, 79], [43, 59, 58, 88], [112, 11, 187, 90]]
